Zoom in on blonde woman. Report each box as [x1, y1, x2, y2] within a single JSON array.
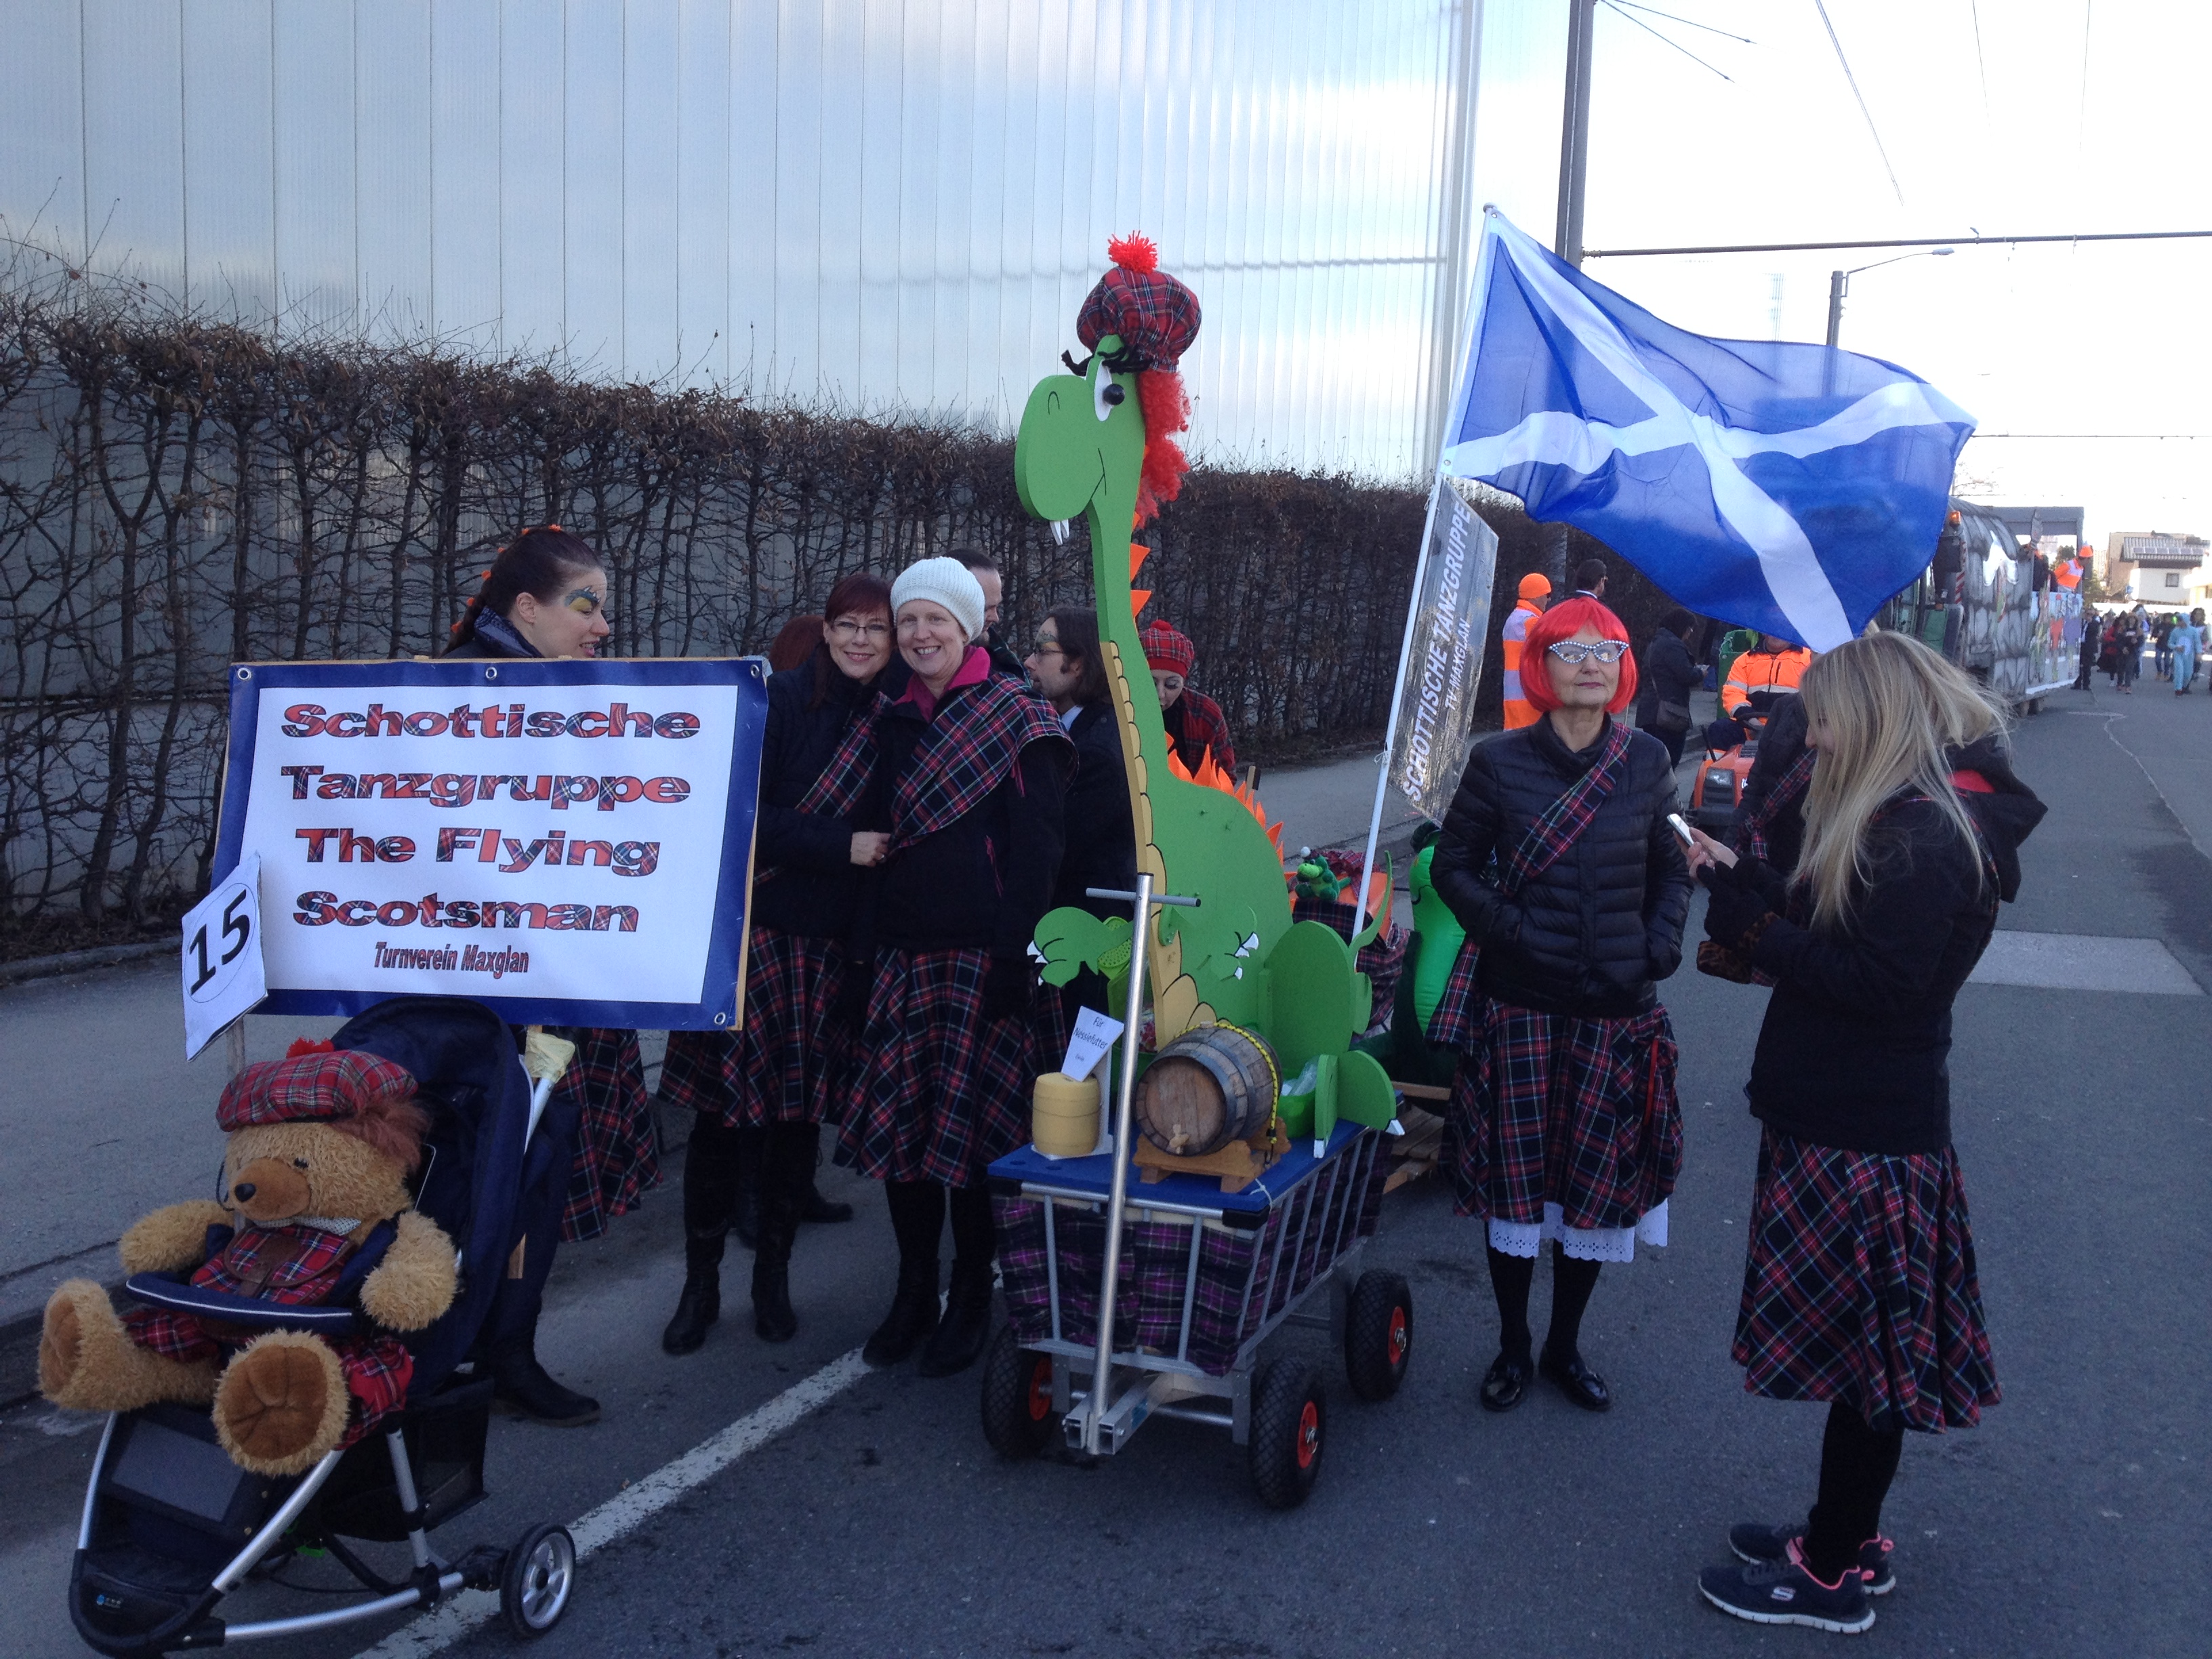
[[1685, 632, 2044, 1635]]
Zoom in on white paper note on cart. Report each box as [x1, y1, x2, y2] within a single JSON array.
[[1060, 1007, 1123, 1083]]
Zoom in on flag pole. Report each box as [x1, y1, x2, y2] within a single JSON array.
[[1353, 211, 1500, 933]]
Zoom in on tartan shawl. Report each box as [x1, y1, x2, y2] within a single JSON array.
[[1496, 720, 1637, 898], [798, 671, 1069, 849]]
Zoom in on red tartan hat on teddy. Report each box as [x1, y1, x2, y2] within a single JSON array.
[[217, 1044, 426, 1169]]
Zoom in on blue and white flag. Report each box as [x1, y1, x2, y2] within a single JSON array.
[[1439, 211, 1975, 650]]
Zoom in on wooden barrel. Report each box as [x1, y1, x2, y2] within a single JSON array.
[[1135, 1025, 1280, 1156]]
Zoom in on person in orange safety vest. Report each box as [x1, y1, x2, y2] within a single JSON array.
[[1500, 572, 1552, 730], [1723, 634, 1815, 718]]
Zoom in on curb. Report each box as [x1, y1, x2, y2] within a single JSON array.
[[0, 939, 176, 987]]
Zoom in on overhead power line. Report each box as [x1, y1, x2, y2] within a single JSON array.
[[1582, 228, 2212, 257], [1601, 1, 1733, 81], [1814, 1, 1904, 205]]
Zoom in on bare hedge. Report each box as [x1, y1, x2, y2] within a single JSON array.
[[1, 267, 1678, 955]]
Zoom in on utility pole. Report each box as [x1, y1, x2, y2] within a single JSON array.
[[1825, 270, 1846, 348], [1546, 0, 1598, 588], [1555, 0, 1597, 267]]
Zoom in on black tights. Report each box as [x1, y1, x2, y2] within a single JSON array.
[[1801, 1402, 1906, 1582], [682, 1117, 817, 1243], [884, 1178, 994, 1284], [1486, 1242, 1603, 1364]]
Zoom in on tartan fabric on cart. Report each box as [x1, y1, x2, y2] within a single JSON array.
[[994, 1138, 1390, 1378], [552, 1027, 659, 1244], [1734, 1126, 1999, 1433]]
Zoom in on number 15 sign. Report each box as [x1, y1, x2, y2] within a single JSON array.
[[182, 852, 268, 1059]]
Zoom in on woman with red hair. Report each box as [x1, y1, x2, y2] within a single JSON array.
[[1428, 596, 1693, 1415]]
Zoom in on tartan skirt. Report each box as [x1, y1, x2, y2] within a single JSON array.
[[655, 927, 851, 1130], [1441, 994, 1681, 1233], [552, 1027, 659, 1244], [1734, 1126, 1999, 1433], [834, 945, 1040, 1187]]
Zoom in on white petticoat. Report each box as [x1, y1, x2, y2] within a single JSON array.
[[1486, 1198, 1669, 1263]]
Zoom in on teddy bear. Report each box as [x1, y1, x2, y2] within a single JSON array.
[[39, 1042, 459, 1477]]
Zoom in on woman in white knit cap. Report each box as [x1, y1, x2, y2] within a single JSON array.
[[800, 556, 1073, 1375]]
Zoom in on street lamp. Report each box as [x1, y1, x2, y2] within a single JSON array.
[[1826, 247, 1954, 348]]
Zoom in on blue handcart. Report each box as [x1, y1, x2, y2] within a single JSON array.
[[981, 877, 1414, 1508]]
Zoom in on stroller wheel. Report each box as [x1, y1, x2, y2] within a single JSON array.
[[500, 1522, 576, 1637]]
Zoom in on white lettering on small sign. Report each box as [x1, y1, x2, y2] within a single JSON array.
[[182, 853, 267, 1059]]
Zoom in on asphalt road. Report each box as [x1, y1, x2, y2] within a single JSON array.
[[3, 680, 2207, 1658]]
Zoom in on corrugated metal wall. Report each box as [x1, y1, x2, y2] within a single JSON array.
[[0, 0, 1567, 477]]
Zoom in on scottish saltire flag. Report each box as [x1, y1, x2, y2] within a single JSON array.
[[1439, 211, 1975, 649]]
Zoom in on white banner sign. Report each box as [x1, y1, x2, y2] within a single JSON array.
[[211, 659, 768, 1029], [1391, 480, 1498, 823]]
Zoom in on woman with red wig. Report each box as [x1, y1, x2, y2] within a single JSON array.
[[1428, 595, 1693, 1414]]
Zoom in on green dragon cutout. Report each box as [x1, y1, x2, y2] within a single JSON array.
[[1015, 330, 1395, 1141]]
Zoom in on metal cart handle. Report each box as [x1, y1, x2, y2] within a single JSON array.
[[1078, 872, 1188, 1456]]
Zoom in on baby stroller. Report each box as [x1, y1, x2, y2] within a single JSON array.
[[68, 996, 577, 1654]]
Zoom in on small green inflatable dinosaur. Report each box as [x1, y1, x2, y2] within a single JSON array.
[[1015, 279, 1395, 1143]]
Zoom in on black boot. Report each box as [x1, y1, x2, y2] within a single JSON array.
[[916, 1260, 995, 1377], [751, 1125, 808, 1343], [661, 1233, 724, 1355], [863, 1261, 941, 1367], [731, 1124, 766, 1250], [491, 1334, 600, 1426], [792, 1125, 853, 1223]]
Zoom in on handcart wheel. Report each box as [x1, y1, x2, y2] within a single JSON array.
[[980, 1324, 1059, 1459], [500, 1521, 576, 1637], [1249, 1358, 1326, 1509], [1345, 1271, 1414, 1401]]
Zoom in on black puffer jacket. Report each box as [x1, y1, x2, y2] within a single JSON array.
[[1053, 703, 1137, 916], [1431, 716, 1694, 1019], [1737, 750, 2044, 1153], [750, 659, 888, 937]]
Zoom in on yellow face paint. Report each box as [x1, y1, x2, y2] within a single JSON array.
[[563, 586, 605, 617]]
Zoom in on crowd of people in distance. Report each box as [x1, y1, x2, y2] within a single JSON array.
[[432, 526, 2043, 1637], [2077, 603, 2207, 695]]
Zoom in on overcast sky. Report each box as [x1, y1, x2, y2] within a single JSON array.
[[1567, 0, 2208, 546]]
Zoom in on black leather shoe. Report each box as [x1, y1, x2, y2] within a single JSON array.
[[661, 1267, 720, 1355], [1479, 1351, 1532, 1412], [801, 1182, 855, 1225], [493, 1353, 601, 1426], [752, 1258, 796, 1343], [916, 1267, 994, 1378], [1540, 1346, 1612, 1412], [863, 1267, 941, 1368]]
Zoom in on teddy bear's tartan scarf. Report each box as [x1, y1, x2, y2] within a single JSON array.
[[796, 673, 1069, 850], [1429, 720, 1636, 1050]]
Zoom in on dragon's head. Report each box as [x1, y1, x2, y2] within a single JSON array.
[[1013, 338, 1145, 533]]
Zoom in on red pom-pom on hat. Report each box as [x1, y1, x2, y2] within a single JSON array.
[[1107, 233, 1159, 273], [286, 1038, 337, 1058]]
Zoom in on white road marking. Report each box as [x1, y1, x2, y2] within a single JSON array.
[[1969, 930, 2203, 996], [351, 1348, 872, 1658]]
